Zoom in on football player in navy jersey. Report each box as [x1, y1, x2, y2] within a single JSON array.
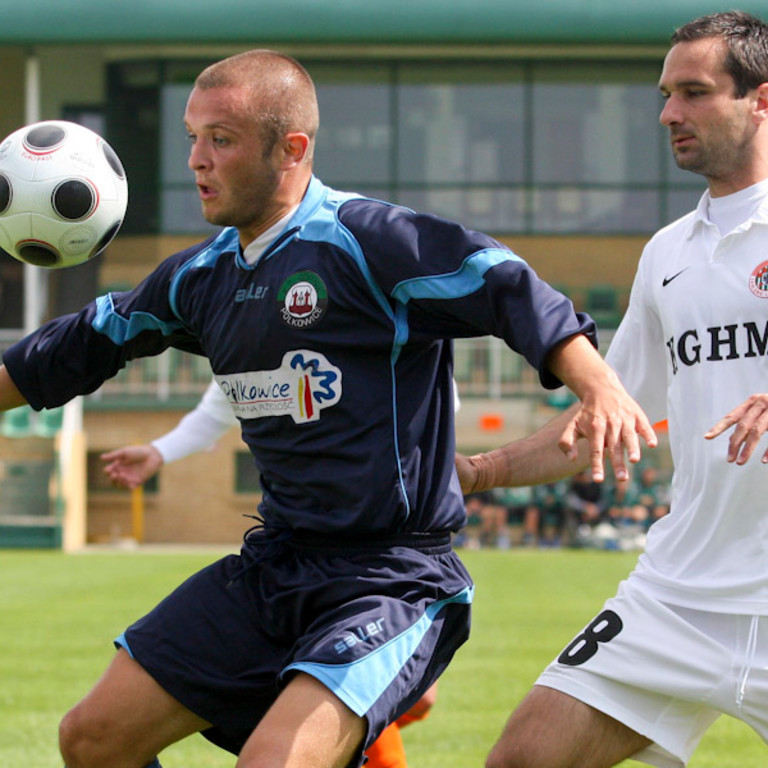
[[0, 50, 653, 768]]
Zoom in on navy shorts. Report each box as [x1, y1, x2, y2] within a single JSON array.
[[116, 528, 473, 764]]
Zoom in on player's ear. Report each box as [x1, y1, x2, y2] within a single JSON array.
[[753, 82, 768, 123], [281, 132, 311, 168]]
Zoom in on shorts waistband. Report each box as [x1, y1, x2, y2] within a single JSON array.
[[289, 530, 453, 554], [242, 525, 452, 555]]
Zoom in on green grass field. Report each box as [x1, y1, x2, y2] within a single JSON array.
[[0, 548, 764, 767]]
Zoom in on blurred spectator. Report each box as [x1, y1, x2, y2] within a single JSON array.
[[566, 469, 605, 546], [456, 492, 489, 549], [635, 465, 670, 528], [479, 488, 513, 548], [525, 481, 568, 548], [455, 470, 667, 551]]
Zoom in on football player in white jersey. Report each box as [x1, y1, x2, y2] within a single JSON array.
[[458, 11, 768, 768]]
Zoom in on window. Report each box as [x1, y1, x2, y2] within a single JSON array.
[[235, 451, 261, 494], [111, 56, 705, 237]]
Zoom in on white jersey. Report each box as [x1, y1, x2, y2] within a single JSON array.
[[606, 187, 768, 614]]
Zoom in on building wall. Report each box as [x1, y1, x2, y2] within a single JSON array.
[[85, 408, 257, 545]]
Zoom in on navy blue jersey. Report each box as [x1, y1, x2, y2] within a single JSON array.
[[4, 177, 595, 535]]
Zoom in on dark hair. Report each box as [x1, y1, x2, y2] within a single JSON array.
[[672, 11, 768, 98], [672, 11, 768, 97]]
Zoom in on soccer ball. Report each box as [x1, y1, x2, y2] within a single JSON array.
[[0, 120, 128, 268]]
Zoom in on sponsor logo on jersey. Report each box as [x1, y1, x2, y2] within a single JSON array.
[[215, 349, 341, 423], [749, 260, 768, 298], [665, 321, 768, 374], [278, 270, 327, 328]]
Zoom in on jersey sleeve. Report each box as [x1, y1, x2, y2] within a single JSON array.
[[605, 244, 668, 423], [337, 199, 595, 388], [2, 250, 201, 411], [152, 379, 238, 464]]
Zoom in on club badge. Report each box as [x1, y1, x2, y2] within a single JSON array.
[[749, 260, 768, 298], [278, 270, 328, 328]]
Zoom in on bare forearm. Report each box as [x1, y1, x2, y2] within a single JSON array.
[[545, 334, 622, 401], [457, 333, 656, 493], [458, 406, 589, 493], [0, 365, 29, 411]]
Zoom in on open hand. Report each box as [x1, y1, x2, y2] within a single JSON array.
[[705, 393, 768, 465]]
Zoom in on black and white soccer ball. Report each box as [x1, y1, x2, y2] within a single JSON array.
[[0, 120, 128, 268]]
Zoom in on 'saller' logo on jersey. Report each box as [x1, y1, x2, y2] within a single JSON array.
[[278, 270, 328, 328], [749, 260, 768, 298]]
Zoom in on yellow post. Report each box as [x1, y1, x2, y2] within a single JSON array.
[[131, 484, 144, 543]]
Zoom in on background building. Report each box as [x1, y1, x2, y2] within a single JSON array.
[[0, 0, 724, 545]]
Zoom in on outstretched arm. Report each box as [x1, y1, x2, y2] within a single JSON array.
[[547, 334, 656, 482], [456, 406, 585, 494], [705, 393, 768, 464], [456, 334, 657, 494], [102, 379, 237, 489]]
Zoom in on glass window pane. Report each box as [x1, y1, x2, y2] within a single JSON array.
[[532, 66, 662, 185], [666, 187, 706, 222], [235, 451, 261, 493], [308, 64, 392, 186], [398, 64, 525, 185], [398, 187, 526, 232], [532, 189, 660, 233], [161, 83, 194, 185], [162, 189, 219, 234], [160, 82, 216, 232]]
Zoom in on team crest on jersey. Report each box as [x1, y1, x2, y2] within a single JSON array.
[[749, 260, 768, 298], [278, 270, 327, 328]]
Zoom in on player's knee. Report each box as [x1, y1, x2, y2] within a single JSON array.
[[486, 739, 538, 768], [59, 704, 117, 768], [59, 706, 92, 767]]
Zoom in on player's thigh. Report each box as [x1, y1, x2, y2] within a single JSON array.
[[237, 672, 366, 768], [486, 685, 651, 768], [60, 648, 211, 764]]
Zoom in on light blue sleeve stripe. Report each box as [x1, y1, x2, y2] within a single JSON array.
[[92, 293, 184, 345], [168, 227, 240, 318], [282, 585, 474, 716], [391, 248, 521, 304], [113, 632, 134, 658]]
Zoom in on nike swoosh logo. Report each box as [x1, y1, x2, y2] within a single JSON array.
[[662, 267, 690, 287]]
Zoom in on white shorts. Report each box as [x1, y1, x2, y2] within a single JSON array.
[[535, 579, 768, 768]]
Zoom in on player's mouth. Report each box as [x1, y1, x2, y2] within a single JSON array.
[[196, 182, 217, 200], [670, 132, 695, 151]]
